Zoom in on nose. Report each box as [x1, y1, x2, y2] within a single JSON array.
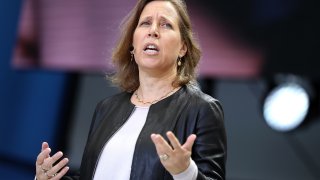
[[148, 23, 160, 38]]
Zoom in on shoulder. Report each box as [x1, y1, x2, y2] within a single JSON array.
[[88, 91, 132, 135], [95, 91, 132, 111], [184, 84, 224, 119], [185, 84, 223, 110]]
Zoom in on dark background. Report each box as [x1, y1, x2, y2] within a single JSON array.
[[1, 0, 320, 179]]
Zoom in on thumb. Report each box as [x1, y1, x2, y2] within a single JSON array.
[[182, 134, 196, 152]]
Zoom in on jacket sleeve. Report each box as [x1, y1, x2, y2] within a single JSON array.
[[193, 98, 227, 180]]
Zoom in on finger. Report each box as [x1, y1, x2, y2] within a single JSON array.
[[50, 151, 64, 164], [151, 134, 173, 154], [151, 134, 172, 149], [42, 142, 49, 152], [47, 158, 69, 178], [36, 148, 51, 166], [53, 166, 69, 180], [182, 134, 196, 152], [166, 131, 182, 150], [42, 151, 63, 171]]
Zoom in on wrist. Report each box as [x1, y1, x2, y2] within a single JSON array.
[[172, 158, 198, 180]]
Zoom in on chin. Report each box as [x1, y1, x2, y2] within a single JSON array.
[[139, 58, 160, 66]]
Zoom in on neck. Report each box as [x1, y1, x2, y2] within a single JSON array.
[[136, 70, 178, 104]]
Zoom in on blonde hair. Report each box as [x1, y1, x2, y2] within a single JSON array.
[[111, 0, 201, 92]]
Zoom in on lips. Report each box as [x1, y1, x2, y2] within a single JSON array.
[[143, 43, 159, 55]]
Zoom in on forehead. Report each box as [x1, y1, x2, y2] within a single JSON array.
[[140, 1, 180, 21]]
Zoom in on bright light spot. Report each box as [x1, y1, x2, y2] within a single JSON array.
[[263, 83, 309, 131]]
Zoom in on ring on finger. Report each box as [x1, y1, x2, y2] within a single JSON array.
[[159, 153, 169, 161], [45, 172, 57, 179]]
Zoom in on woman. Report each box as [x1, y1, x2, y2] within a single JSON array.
[[35, 0, 227, 179]]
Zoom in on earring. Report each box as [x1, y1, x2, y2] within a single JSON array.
[[177, 56, 182, 66], [130, 51, 134, 62], [129, 46, 135, 62]]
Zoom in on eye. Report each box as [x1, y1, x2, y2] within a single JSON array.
[[161, 22, 173, 29], [139, 21, 151, 26]]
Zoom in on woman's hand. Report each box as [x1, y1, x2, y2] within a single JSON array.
[[35, 142, 69, 180], [151, 131, 197, 175]]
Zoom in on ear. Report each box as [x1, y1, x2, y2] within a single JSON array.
[[179, 42, 187, 57]]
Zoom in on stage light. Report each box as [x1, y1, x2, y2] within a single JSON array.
[[262, 75, 314, 132]]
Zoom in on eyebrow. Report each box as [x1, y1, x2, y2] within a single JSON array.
[[139, 15, 175, 24]]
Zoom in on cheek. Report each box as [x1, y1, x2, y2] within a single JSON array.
[[133, 30, 143, 44], [132, 31, 138, 47], [133, 30, 142, 47], [167, 33, 182, 45], [164, 36, 182, 54]]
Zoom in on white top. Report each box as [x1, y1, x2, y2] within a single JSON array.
[[92, 105, 198, 180], [93, 106, 149, 180]]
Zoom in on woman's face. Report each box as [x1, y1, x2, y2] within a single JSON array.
[[133, 1, 187, 75]]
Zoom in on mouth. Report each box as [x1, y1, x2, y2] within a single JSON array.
[[143, 43, 160, 55]]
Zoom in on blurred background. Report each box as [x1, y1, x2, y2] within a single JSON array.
[[1, 0, 320, 179]]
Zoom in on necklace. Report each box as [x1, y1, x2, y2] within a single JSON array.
[[135, 87, 177, 105]]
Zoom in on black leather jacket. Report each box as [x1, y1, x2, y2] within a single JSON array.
[[65, 84, 227, 180]]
